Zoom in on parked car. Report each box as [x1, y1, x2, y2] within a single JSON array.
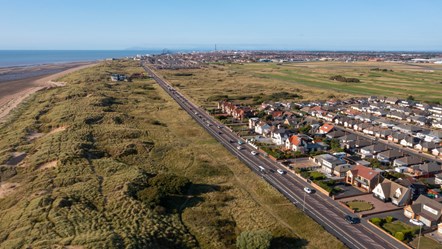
[[237, 146, 243, 150], [251, 151, 258, 156], [409, 219, 424, 226], [229, 139, 235, 143], [344, 215, 360, 224], [277, 169, 286, 175], [304, 187, 312, 194]]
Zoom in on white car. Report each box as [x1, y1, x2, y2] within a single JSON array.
[[409, 219, 424, 226], [251, 151, 258, 156], [237, 146, 243, 150], [304, 187, 313, 194], [277, 169, 286, 175]]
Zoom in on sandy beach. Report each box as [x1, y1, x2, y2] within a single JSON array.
[[0, 62, 96, 122]]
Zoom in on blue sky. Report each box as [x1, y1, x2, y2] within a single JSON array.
[[1, 0, 441, 51]]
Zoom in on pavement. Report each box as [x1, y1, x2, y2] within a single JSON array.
[[338, 194, 403, 216], [143, 64, 411, 249]]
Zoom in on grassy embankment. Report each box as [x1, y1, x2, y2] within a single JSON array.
[[160, 61, 442, 106], [0, 61, 344, 248]]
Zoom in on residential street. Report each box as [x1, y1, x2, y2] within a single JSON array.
[[143, 64, 410, 249]]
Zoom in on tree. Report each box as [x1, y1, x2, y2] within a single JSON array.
[[330, 139, 343, 152], [236, 230, 272, 249], [407, 95, 415, 101]]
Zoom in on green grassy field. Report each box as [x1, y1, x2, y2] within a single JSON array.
[[160, 61, 442, 106], [0, 61, 344, 248]]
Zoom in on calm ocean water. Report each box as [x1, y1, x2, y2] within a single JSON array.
[[0, 50, 162, 67]]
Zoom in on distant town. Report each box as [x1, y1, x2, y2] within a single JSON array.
[[127, 50, 442, 70]]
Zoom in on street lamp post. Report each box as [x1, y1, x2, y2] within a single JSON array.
[[303, 191, 306, 211], [417, 224, 422, 249]]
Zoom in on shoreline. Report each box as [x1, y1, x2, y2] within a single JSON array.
[[0, 62, 97, 123]]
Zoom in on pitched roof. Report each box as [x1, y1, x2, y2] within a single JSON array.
[[319, 123, 335, 133], [348, 164, 380, 180], [377, 179, 409, 201]]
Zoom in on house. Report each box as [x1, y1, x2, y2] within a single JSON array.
[[408, 162, 442, 177], [393, 124, 422, 135], [255, 121, 271, 136], [373, 179, 411, 206], [399, 135, 421, 148], [404, 195, 442, 227], [432, 148, 442, 158], [385, 97, 399, 105], [414, 141, 439, 152], [249, 117, 260, 129], [333, 164, 354, 177], [387, 132, 407, 143], [326, 130, 346, 139], [435, 174, 442, 185], [346, 165, 383, 192], [396, 179, 428, 201], [359, 143, 389, 158], [374, 129, 393, 139], [286, 135, 308, 153], [271, 127, 290, 145], [313, 154, 346, 174], [377, 149, 404, 164], [318, 123, 335, 134], [393, 156, 423, 167]]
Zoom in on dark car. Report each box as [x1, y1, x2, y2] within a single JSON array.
[[344, 215, 360, 224]]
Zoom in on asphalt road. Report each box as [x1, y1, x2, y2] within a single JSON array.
[[142, 64, 410, 249]]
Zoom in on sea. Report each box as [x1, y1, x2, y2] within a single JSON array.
[[0, 50, 163, 68]]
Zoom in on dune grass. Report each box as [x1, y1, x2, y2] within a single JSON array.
[[0, 60, 344, 248]]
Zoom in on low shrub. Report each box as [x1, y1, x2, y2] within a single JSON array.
[[395, 232, 404, 241]]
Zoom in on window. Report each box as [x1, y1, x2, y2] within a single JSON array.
[[393, 188, 402, 199]]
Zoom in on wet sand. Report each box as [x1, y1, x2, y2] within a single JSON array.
[[0, 62, 96, 122]]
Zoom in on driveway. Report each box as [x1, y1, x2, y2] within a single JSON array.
[[338, 194, 403, 216], [333, 183, 366, 199]]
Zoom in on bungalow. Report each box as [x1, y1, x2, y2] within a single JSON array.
[[353, 122, 371, 132], [385, 97, 399, 105], [318, 123, 335, 134], [359, 143, 389, 158], [387, 111, 407, 120], [377, 118, 398, 128], [326, 130, 346, 139], [374, 129, 393, 139], [407, 116, 428, 126], [432, 148, 442, 158], [344, 139, 372, 152], [373, 179, 411, 206], [404, 195, 442, 227], [432, 121, 442, 129], [399, 135, 421, 148], [314, 154, 346, 174], [396, 179, 428, 201], [393, 124, 422, 135], [377, 149, 404, 164], [414, 141, 439, 152], [408, 162, 442, 177], [346, 164, 383, 192], [344, 119, 357, 128], [387, 132, 407, 144], [435, 174, 442, 185], [393, 156, 423, 167]]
